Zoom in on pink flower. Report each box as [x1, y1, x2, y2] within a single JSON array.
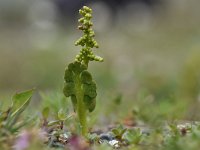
[[14, 131, 30, 150]]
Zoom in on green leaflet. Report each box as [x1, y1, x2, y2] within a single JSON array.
[[124, 128, 142, 144], [63, 62, 97, 112], [68, 61, 86, 74], [42, 107, 50, 119], [0, 89, 34, 135], [111, 125, 127, 140], [58, 109, 66, 120], [83, 95, 96, 112], [7, 89, 34, 128], [63, 82, 75, 97], [82, 82, 97, 98], [81, 70, 92, 84], [11, 89, 34, 116]]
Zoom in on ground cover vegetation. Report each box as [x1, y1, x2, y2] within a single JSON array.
[[1, 5, 200, 150]]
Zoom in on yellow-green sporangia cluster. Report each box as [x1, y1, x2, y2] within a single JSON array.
[[75, 6, 103, 66]]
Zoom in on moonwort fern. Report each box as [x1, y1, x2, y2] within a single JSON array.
[[63, 6, 103, 136]]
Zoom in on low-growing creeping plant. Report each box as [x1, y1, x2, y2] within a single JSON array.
[[63, 6, 103, 136]]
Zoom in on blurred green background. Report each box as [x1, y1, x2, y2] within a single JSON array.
[[0, 0, 200, 121]]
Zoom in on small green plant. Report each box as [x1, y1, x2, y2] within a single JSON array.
[[111, 125, 127, 141], [0, 89, 34, 148], [124, 128, 143, 145], [63, 6, 103, 136]]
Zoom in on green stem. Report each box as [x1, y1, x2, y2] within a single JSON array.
[[75, 76, 87, 136]]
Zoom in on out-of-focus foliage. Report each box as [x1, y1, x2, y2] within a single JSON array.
[[0, 89, 34, 149]]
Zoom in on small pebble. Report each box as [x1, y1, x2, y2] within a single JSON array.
[[109, 139, 120, 148]]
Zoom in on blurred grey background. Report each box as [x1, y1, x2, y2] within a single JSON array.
[[0, 0, 200, 102]]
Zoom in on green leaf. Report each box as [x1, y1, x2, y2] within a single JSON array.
[[42, 107, 50, 119], [111, 125, 127, 139], [82, 81, 97, 98], [63, 82, 75, 97], [63, 62, 97, 112], [68, 62, 86, 74], [112, 128, 120, 136], [0, 108, 11, 123], [86, 133, 99, 141], [81, 71, 92, 84], [83, 96, 96, 112], [11, 89, 34, 115], [124, 128, 142, 144], [64, 69, 74, 82], [89, 99, 96, 112], [7, 89, 34, 128], [58, 109, 66, 120], [10, 115, 36, 133]]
